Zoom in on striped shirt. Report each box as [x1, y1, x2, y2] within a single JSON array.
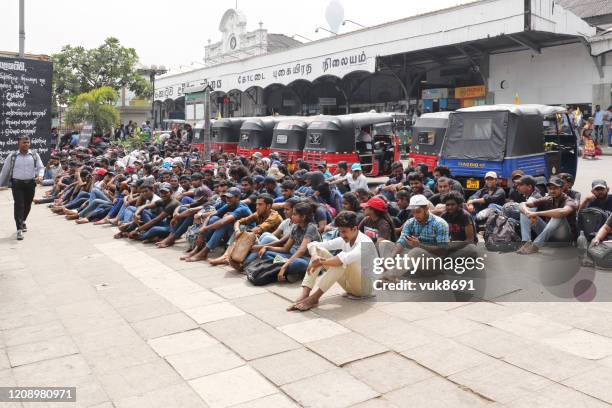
[[398, 213, 449, 248]]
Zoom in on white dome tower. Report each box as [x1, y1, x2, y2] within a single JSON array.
[[325, 0, 344, 34]]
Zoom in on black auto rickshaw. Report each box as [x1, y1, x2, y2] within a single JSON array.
[[238, 117, 293, 158], [270, 117, 320, 168], [303, 113, 401, 176], [409, 112, 450, 172], [211, 117, 249, 155], [438, 104, 578, 191]]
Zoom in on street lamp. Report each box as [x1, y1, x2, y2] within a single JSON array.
[[138, 65, 167, 129], [315, 26, 337, 35], [202, 84, 214, 161], [342, 19, 366, 28]]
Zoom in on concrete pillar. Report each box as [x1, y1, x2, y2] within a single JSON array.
[[592, 83, 612, 108]]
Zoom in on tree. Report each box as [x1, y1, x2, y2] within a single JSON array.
[[65, 87, 120, 135], [53, 37, 151, 105]]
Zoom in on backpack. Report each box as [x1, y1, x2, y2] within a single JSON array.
[[588, 242, 612, 269], [3, 151, 38, 188], [245, 258, 284, 286], [484, 212, 521, 252], [578, 208, 610, 241]]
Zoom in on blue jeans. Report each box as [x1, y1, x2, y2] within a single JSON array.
[[140, 220, 171, 241], [87, 205, 111, 221], [79, 188, 113, 218], [262, 248, 310, 277], [121, 206, 138, 223], [107, 197, 123, 218], [520, 213, 573, 247], [171, 208, 194, 239], [203, 216, 233, 250], [608, 126, 612, 146], [244, 232, 278, 265], [65, 191, 89, 209], [181, 196, 194, 205]]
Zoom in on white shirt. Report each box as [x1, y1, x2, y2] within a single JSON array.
[[307, 231, 374, 270], [0, 150, 44, 182], [594, 111, 604, 126], [278, 218, 293, 238], [346, 173, 368, 192]]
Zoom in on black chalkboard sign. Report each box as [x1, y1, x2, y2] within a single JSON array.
[[0, 56, 53, 164], [79, 123, 93, 148]]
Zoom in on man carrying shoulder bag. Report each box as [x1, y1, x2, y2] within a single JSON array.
[[0, 136, 45, 240]]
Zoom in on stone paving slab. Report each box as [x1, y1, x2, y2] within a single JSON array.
[[4, 188, 612, 407]]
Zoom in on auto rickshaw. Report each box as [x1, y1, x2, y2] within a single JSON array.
[[303, 112, 401, 176], [237, 117, 301, 158], [408, 112, 450, 172], [438, 104, 578, 192], [211, 117, 248, 155], [269, 116, 326, 169]]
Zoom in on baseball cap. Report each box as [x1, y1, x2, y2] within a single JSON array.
[[158, 183, 172, 192], [516, 175, 536, 187], [361, 196, 387, 212], [253, 175, 265, 184], [251, 152, 263, 159], [94, 168, 108, 176], [484, 171, 498, 179], [547, 177, 564, 188], [592, 179, 608, 190], [351, 163, 362, 172], [511, 169, 524, 180], [407, 194, 431, 209], [223, 187, 242, 198]]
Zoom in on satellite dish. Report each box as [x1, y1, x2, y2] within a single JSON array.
[[325, 0, 344, 34]]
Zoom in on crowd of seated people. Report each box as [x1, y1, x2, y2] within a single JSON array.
[[38, 136, 612, 310]]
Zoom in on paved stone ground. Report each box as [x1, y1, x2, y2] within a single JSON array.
[[1, 157, 612, 408]]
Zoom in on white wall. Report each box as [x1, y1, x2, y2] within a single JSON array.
[[489, 43, 612, 105]]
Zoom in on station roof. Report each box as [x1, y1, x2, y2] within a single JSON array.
[[156, 0, 595, 101]]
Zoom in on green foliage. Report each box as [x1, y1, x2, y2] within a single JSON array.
[[65, 87, 120, 135], [53, 37, 150, 104], [112, 131, 147, 152]]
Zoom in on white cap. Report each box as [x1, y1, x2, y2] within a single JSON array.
[[485, 171, 498, 179], [407, 194, 431, 209]]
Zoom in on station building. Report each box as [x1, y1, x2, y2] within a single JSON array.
[[153, 0, 612, 127]]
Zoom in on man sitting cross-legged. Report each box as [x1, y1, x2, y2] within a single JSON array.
[[517, 176, 578, 254], [378, 194, 449, 280], [288, 211, 376, 311], [126, 183, 180, 243], [182, 187, 252, 262], [208, 194, 282, 266]]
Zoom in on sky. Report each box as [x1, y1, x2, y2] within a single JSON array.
[[0, 0, 475, 71]]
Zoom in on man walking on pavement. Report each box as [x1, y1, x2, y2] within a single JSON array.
[[0, 136, 45, 240]]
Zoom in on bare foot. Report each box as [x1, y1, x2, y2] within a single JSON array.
[[180, 249, 197, 260], [65, 214, 79, 220], [93, 219, 108, 225], [75, 219, 89, 224], [185, 248, 209, 262], [287, 294, 310, 311], [113, 231, 127, 239], [208, 255, 228, 266], [156, 239, 174, 248], [295, 296, 319, 311]]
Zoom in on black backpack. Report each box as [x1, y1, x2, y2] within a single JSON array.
[[588, 242, 612, 269], [484, 213, 521, 252], [578, 208, 610, 241]]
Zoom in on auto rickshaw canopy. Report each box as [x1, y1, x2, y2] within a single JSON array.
[[305, 113, 395, 153], [440, 104, 558, 162]]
